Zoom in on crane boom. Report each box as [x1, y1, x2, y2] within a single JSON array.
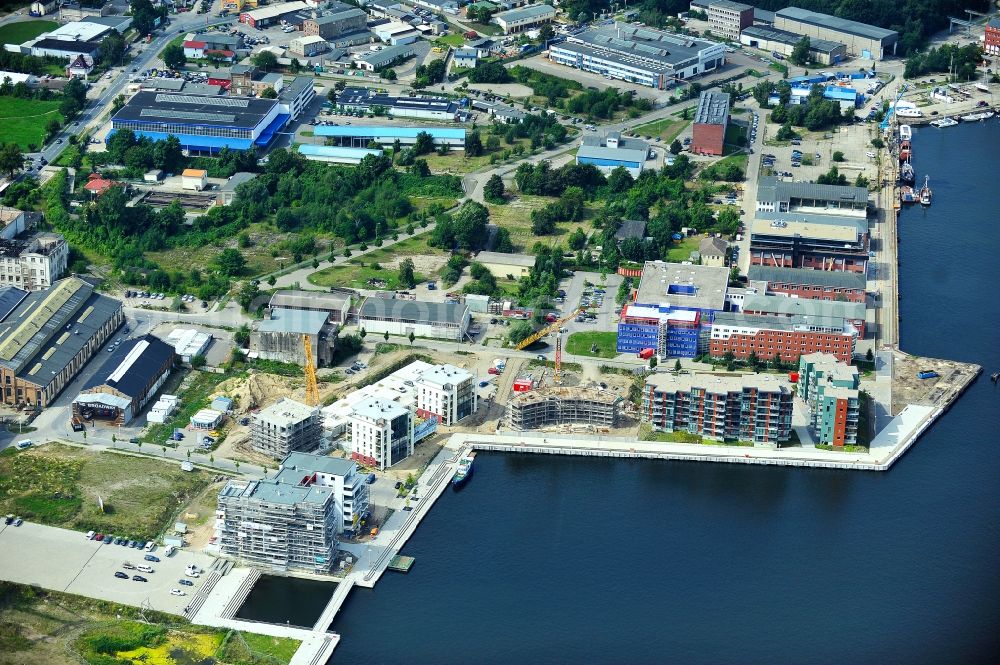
[[303, 334, 319, 407], [514, 308, 583, 351]]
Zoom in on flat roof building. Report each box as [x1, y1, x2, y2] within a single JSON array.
[[0, 231, 68, 292], [302, 4, 368, 44], [747, 265, 867, 303], [72, 334, 175, 426], [774, 6, 897, 60], [643, 372, 793, 446], [492, 4, 556, 35], [268, 290, 352, 325], [706, 1, 754, 42], [0, 277, 124, 409], [740, 26, 847, 65], [692, 90, 729, 156], [358, 297, 471, 341], [251, 397, 321, 459], [709, 311, 857, 364], [549, 22, 726, 90], [756, 176, 869, 216], [314, 125, 465, 149], [251, 308, 336, 368], [298, 144, 384, 164], [749, 211, 869, 274], [272, 452, 369, 535], [798, 352, 861, 447], [110, 91, 287, 154], [336, 86, 461, 121], [577, 132, 650, 177], [741, 292, 866, 338], [475, 251, 536, 279], [289, 34, 328, 57]]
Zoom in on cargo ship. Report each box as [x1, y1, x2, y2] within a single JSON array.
[[452, 452, 476, 487], [919, 176, 932, 206]]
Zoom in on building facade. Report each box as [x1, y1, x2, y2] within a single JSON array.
[[302, 6, 368, 40], [273, 452, 370, 535], [774, 6, 898, 60], [507, 387, 623, 431], [251, 397, 321, 459], [707, 1, 754, 41], [642, 373, 793, 446], [709, 311, 856, 364], [747, 265, 867, 303], [289, 34, 328, 56], [986, 18, 1000, 57], [798, 352, 860, 447], [349, 397, 414, 470], [0, 232, 68, 291], [250, 308, 336, 368], [691, 90, 729, 156], [414, 363, 477, 426], [492, 4, 555, 34], [358, 298, 471, 341]]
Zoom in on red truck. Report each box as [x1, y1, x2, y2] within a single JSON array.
[[638, 348, 655, 360]]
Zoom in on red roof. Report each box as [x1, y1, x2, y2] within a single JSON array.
[[84, 174, 116, 194], [205, 49, 235, 57], [183, 40, 207, 49]]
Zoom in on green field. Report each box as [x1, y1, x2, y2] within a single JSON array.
[[565, 331, 619, 359], [0, 444, 211, 541], [0, 20, 58, 45], [0, 96, 62, 150], [664, 236, 700, 262], [631, 117, 689, 143], [435, 33, 465, 47], [308, 236, 445, 289]]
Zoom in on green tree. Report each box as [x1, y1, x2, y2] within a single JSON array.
[[0, 143, 23, 177], [674, 359, 682, 372], [568, 227, 587, 250], [408, 331, 416, 346], [790, 36, 812, 66], [832, 150, 845, 162], [253, 50, 279, 71], [215, 248, 246, 276], [483, 173, 505, 203], [260, 87, 278, 99], [669, 139, 682, 155], [163, 43, 186, 70], [466, 129, 484, 157], [508, 321, 534, 345], [383, 330, 390, 342], [412, 131, 435, 156], [494, 227, 514, 253], [398, 258, 416, 289]]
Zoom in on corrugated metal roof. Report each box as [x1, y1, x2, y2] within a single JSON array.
[[359, 298, 469, 326], [83, 334, 175, 400]]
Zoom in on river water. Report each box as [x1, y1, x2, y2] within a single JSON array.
[[314, 122, 1000, 664]]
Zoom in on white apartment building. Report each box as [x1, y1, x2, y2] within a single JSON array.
[[349, 397, 414, 470], [415, 363, 477, 426], [0, 232, 69, 291], [273, 452, 370, 534]]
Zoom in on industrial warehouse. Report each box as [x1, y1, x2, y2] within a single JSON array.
[[548, 23, 726, 89], [358, 298, 471, 341], [313, 125, 466, 149], [506, 387, 624, 431], [0, 277, 123, 409], [335, 87, 464, 121], [71, 334, 176, 426]]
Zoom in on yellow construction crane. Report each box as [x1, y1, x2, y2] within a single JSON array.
[[514, 308, 584, 352], [303, 334, 319, 407]]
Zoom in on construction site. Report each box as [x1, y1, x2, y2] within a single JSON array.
[[506, 386, 625, 432]]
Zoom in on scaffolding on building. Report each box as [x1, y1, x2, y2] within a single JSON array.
[[506, 386, 623, 431]]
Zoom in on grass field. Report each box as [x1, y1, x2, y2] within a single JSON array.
[[0, 580, 299, 665], [435, 33, 465, 47], [565, 331, 619, 359], [664, 236, 700, 262], [631, 117, 689, 143], [308, 236, 445, 289], [0, 444, 212, 541], [0, 96, 62, 150], [485, 194, 595, 251], [0, 20, 57, 44]]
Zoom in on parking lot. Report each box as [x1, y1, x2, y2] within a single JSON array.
[[0, 520, 216, 615]]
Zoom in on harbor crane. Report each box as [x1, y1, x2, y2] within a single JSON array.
[[303, 334, 319, 407]]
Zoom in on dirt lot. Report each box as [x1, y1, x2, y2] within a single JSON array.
[[891, 351, 982, 414], [380, 252, 449, 276], [177, 479, 227, 551]]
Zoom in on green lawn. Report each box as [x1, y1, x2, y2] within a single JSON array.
[[664, 236, 700, 262], [565, 331, 619, 359], [632, 117, 689, 143], [0, 96, 62, 150], [308, 236, 445, 289], [435, 33, 465, 47], [0, 20, 58, 44]]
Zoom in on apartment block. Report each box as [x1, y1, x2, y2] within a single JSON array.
[[0, 232, 68, 291], [507, 387, 623, 431], [709, 311, 857, 364], [349, 397, 414, 470], [272, 452, 370, 535], [798, 352, 861, 446], [642, 373, 793, 446], [415, 363, 477, 426], [250, 397, 321, 459], [217, 477, 339, 573]]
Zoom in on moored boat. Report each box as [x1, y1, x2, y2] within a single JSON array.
[[899, 162, 914, 185], [452, 452, 476, 487], [899, 186, 916, 204], [919, 176, 932, 206]]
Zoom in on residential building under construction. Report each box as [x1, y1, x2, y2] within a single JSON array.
[[250, 397, 320, 459], [506, 387, 623, 431]]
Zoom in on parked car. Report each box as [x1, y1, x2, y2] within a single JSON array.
[[137, 564, 153, 573], [144, 554, 160, 562], [122, 562, 136, 569], [12, 516, 22, 526], [115, 571, 129, 579], [170, 588, 186, 596], [179, 579, 194, 586], [86, 530, 95, 539], [132, 575, 147, 582]]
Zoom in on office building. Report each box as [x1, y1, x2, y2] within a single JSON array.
[[272, 452, 370, 535], [549, 23, 725, 90], [507, 386, 623, 431], [492, 4, 555, 35], [250, 308, 337, 368], [986, 18, 1000, 56], [336, 86, 462, 121], [741, 292, 866, 338], [268, 290, 352, 326], [278, 76, 316, 120], [746, 266, 867, 303], [709, 311, 857, 364], [616, 261, 730, 358], [413, 363, 476, 426], [251, 397, 321, 458], [71, 334, 175, 426], [349, 396, 413, 470], [707, 1, 754, 41], [774, 6, 898, 60], [740, 26, 847, 65], [359, 298, 471, 341], [798, 352, 861, 447], [749, 212, 869, 273], [110, 91, 287, 153], [302, 4, 369, 42], [691, 90, 730, 156], [289, 34, 328, 56], [756, 176, 869, 216], [217, 475, 339, 573], [576, 131, 650, 177], [0, 231, 68, 291], [0, 277, 124, 409], [642, 372, 793, 446]]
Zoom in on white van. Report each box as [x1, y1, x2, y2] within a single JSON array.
[[144, 541, 156, 552], [15, 440, 32, 450], [137, 564, 153, 573]]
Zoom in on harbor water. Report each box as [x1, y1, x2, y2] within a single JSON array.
[[316, 122, 1000, 663], [235, 575, 336, 627]]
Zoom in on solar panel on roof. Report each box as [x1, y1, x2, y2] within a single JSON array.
[[140, 109, 237, 123], [634, 43, 665, 56], [154, 94, 250, 108]]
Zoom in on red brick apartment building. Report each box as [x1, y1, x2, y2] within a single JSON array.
[[709, 312, 856, 364], [747, 265, 867, 303]]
